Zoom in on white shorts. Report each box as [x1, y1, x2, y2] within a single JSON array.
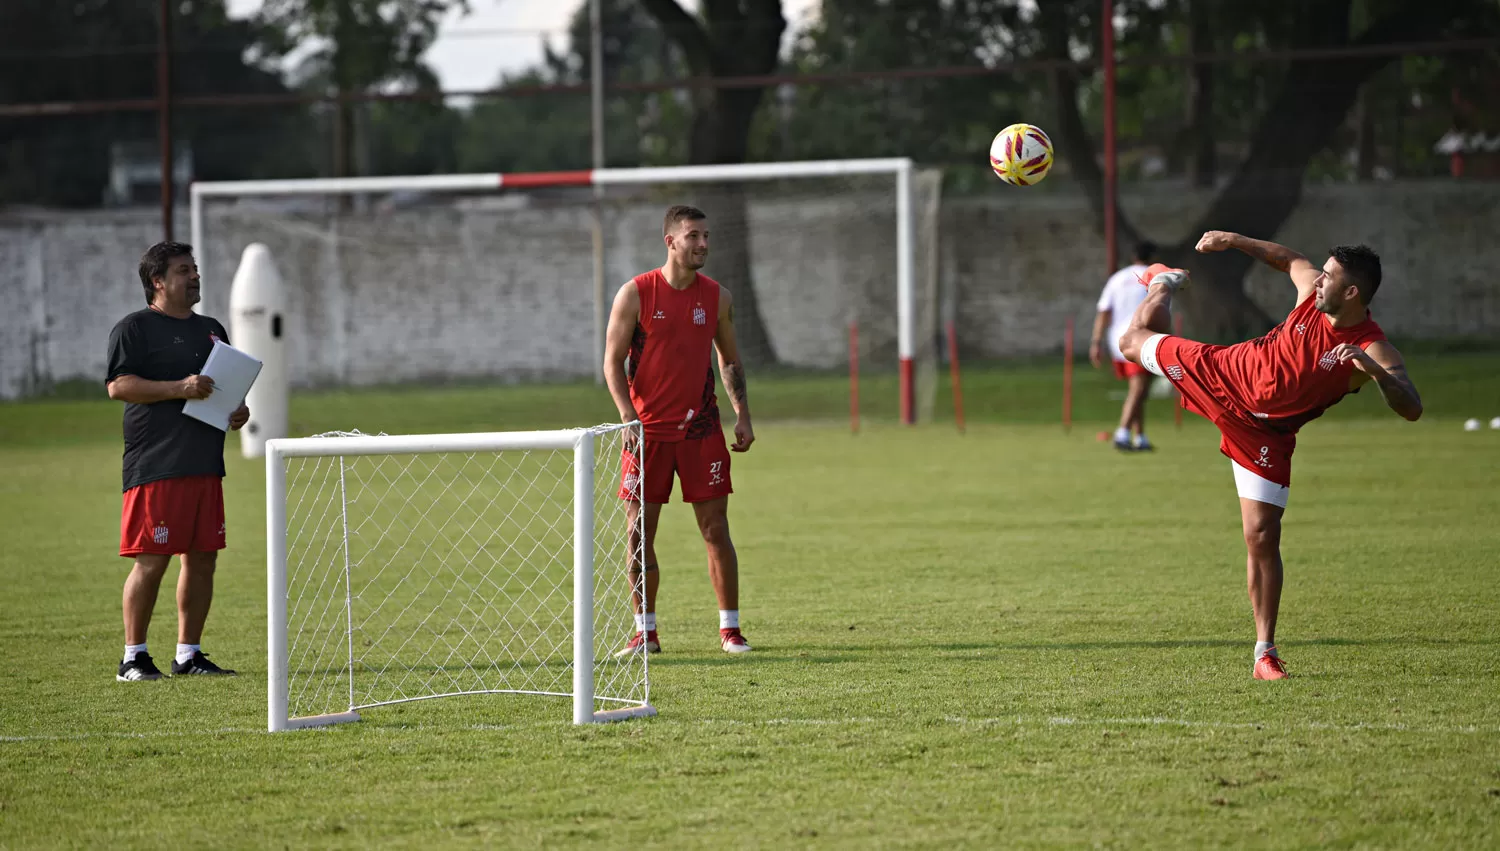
[[1232, 461, 1289, 508], [1139, 333, 1168, 378]]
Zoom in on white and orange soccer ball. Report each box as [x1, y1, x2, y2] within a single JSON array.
[[989, 123, 1054, 186]]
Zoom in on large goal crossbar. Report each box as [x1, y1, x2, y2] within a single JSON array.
[[193, 158, 920, 423], [265, 424, 654, 732]]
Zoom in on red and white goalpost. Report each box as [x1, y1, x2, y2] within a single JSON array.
[[190, 158, 935, 424]]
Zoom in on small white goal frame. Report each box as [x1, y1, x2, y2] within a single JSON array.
[[265, 426, 655, 732], [193, 158, 920, 423]]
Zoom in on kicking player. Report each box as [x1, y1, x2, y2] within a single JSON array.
[[603, 205, 756, 656], [1118, 232, 1422, 679]]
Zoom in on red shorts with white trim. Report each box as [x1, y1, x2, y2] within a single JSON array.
[[120, 474, 226, 557], [618, 434, 733, 504], [1112, 359, 1149, 380], [1142, 334, 1296, 490]]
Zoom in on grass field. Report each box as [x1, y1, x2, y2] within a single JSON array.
[[2, 353, 1499, 848]]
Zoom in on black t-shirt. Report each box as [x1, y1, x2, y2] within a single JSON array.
[[105, 308, 231, 492]]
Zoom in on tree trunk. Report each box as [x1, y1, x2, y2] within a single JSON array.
[[689, 85, 778, 364], [1185, 0, 1216, 188], [1354, 84, 1375, 181]]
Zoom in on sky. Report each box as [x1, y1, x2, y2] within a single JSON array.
[[225, 0, 822, 93]]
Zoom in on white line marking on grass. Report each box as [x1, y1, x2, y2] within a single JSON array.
[[942, 716, 1500, 735], [5, 715, 1497, 743], [1, 727, 264, 743]]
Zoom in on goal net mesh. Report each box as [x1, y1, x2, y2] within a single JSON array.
[[280, 424, 646, 722], [196, 168, 943, 419]]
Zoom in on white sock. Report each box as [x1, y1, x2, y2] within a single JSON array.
[[1255, 641, 1277, 660], [1150, 270, 1187, 292], [633, 613, 656, 632], [719, 610, 739, 630], [176, 643, 200, 664], [124, 643, 148, 664], [1114, 427, 1130, 443]]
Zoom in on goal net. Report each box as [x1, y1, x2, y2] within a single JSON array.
[[192, 159, 943, 422], [265, 422, 652, 731]]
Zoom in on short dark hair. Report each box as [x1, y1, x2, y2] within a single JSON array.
[[1133, 240, 1158, 264], [1330, 244, 1381, 304], [138, 241, 194, 305], [663, 205, 706, 236]]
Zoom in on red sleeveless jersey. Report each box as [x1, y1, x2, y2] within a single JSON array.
[[627, 269, 722, 442], [1208, 296, 1386, 430]]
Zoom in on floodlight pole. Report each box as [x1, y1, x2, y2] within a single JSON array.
[[1102, 0, 1118, 273], [157, 0, 174, 242], [590, 0, 607, 385]]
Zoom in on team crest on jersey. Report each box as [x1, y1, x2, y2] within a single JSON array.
[[153, 522, 169, 545], [653, 310, 667, 320], [622, 472, 641, 495], [1318, 349, 1340, 371], [1295, 323, 1306, 335], [1166, 365, 1184, 381], [692, 306, 707, 326]]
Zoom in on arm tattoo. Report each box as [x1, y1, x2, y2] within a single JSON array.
[[1373, 367, 1421, 412], [1237, 238, 1300, 273], [721, 361, 748, 412]]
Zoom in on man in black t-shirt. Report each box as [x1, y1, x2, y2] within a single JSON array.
[[106, 241, 250, 682]]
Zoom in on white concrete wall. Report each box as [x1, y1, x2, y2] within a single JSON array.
[[1, 179, 1494, 399]]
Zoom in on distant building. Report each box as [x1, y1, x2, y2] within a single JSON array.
[[1433, 131, 1500, 179], [105, 141, 193, 207]]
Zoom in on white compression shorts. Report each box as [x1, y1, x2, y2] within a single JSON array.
[[1139, 331, 1290, 508], [1138, 333, 1168, 378], [1232, 461, 1289, 508]]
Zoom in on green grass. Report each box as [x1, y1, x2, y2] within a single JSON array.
[[3, 356, 1499, 849]]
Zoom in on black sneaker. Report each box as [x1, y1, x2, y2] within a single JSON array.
[[117, 652, 165, 682], [171, 651, 237, 676]]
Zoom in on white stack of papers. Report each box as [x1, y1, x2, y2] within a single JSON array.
[[182, 339, 263, 432]]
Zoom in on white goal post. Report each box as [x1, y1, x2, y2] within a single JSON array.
[[192, 158, 926, 423], [265, 422, 653, 731]]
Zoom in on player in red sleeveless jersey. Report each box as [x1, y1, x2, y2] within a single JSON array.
[[1118, 232, 1423, 680], [603, 205, 756, 657]]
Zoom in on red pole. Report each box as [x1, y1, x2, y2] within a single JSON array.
[[157, 0, 174, 241], [1063, 315, 1075, 433], [849, 320, 860, 434], [1173, 312, 1184, 430], [1102, 0, 1117, 273], [946, 320, 966, 434]]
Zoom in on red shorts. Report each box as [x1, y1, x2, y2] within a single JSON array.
[[618, 434, 733, 504], [1147, 335, 1296, 488], [120, 475, 226, 557], [1112, 359, 1149, 380]]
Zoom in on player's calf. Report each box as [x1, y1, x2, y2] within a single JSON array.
[[1119, 268, 1189, 364]]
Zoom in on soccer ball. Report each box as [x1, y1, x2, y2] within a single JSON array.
[[990, 123, 1055, 186]]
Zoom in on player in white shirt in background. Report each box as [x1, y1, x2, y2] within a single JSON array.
[[1090, 241, 1159, 452]]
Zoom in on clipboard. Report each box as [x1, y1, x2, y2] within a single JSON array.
[[182, 339, 263, 432]]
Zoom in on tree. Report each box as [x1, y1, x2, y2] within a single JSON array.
[[0, 0, 299, 206], [258, 0, 469, 179], [1040, 0, 1500, 339], [775, 0, 1032, 187], [635, 0, 787, 364]]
